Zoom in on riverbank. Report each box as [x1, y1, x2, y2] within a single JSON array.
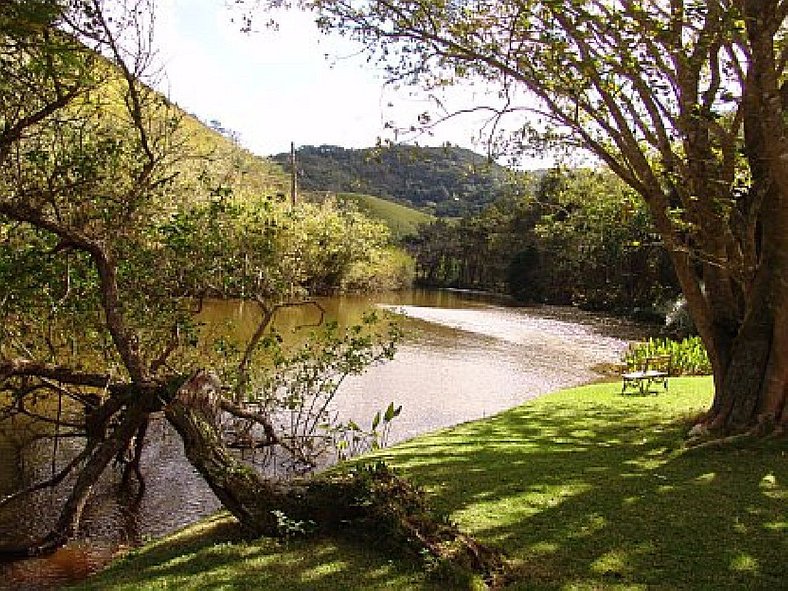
[[68, 376, 786, 590]]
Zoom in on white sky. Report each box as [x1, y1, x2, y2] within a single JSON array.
[[153, 0, 495, 158]]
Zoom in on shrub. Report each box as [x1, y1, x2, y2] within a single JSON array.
[[625, 336, 711, 376]]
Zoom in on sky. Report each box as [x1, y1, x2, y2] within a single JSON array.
[[153, 0, 493, 158]]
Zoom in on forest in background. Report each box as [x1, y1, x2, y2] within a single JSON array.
[[406, 167, 680, 318], [278, 142, 680, 319], [272, 144, 516, 217]]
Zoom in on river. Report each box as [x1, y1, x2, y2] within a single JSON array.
[[0, 289, 654, 589]]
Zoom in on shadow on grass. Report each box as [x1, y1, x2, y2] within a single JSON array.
[[72, 507, 449, 590], [73, 378, 785, 590], [380, 379, 787, 590]]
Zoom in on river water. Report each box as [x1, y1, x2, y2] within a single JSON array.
[[0, 289, 653, 589]]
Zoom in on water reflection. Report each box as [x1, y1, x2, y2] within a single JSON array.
[[0, 289, 654, 589]]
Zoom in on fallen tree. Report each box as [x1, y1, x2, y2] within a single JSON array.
[[0, 1, 505, 585]]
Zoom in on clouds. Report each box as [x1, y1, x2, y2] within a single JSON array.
[[153, 1, 399, 154]]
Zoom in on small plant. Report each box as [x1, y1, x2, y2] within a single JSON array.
[[330, 401, 403, 461], [625, 336, 711, 375], [270, 510, 316, 539], [218, 310, 403, 473]]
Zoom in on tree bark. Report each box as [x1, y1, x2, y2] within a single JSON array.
[[696, 0, 788, 434], [164, 371, 507, 585], [704, 177, 788, 432]]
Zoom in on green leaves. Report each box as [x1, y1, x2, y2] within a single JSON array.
[[384, 401, 402, 423]]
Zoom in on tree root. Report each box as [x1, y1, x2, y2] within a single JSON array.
[[165, 370, 509, 588], [686, 412, 786, 449], [298, 462, 510, 588]]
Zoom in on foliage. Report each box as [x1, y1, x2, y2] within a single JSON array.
[[334, 192, 434, 240], [330, 401, 402, 461], [72, 376, 787, 591], [529, 167, 677, 310], [155, 194, 413, 301], [625, 337, 712, 377], [274, 144, 515, 217], [278, 199, 413, 295], [409, 167, 679, 313], [301, 0, 788, 432], [231, 312, 403, 470]]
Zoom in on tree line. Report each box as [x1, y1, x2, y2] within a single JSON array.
[[408, 167, 679, 317], [273, 144, 512, 216]]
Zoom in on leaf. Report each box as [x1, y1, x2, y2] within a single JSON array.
[[384, 402, 402, 422]]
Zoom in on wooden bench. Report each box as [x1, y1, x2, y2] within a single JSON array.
[[621, 354, 672, 395]]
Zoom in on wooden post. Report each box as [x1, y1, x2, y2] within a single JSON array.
[[290, 141, 298, 208]]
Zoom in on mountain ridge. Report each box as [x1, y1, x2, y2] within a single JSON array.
[[272, 144, 515, 217]]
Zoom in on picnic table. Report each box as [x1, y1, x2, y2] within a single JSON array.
[[621, 354, 672, 395]]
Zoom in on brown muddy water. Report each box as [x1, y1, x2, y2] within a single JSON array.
[[0, 289, 654, 590]]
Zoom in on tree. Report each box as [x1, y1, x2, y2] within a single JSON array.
[[306, 0, 788, 434], [531, 167, 676, 311], [0, 2, 501, 579]]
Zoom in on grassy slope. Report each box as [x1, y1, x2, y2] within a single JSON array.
[[335, 192, 434, 239], [97, 65, 291, 206], [73, 377, 787, 591], [172, 109, 291, 204]]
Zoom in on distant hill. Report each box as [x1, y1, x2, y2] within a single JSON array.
[[332, 192, 434, 240], [272, 144, 514, 217]]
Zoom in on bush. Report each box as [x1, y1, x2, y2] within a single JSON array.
[[624, 336, 711, 376]]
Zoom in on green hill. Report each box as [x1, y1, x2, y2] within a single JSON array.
[[273, 144, 515, 217], [333, 192, 434, 239], [169, 110, 290, 205], [71, 52, 293, 208]]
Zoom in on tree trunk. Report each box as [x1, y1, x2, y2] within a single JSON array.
[[701, 0, 788, 434], [163, 371, 289, 535], [164, 371, 507, 586], [704, 178, 788, 433]]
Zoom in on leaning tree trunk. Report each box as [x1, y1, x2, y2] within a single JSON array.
[[163, 371, 291, 535], [164, 371, 507, 586]]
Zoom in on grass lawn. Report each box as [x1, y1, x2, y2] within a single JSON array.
[[72, 377, 787, 590]]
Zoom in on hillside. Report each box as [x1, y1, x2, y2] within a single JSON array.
[[333, 192, 434, 239], [75, 50, 294, 209], [169, 111, 290, 206], [272, 144, 514, 217]]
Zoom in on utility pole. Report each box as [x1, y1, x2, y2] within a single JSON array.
[[290, 141, 298, 209]]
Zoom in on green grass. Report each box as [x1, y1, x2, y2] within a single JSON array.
[[336, 192, 434, 239], [73, 377, 787, 590]]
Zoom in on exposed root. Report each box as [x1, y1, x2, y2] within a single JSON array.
[[165, 370, 508, 587], [685, 412, 786, 449]]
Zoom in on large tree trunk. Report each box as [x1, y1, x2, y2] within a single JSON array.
[[709, 275, 788, 433], [700, 0, 788, 434], [164, 371, 507, 586], [706, 164, 788, 432]]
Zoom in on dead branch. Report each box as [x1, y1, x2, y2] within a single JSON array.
[[0, 447, 91, 510]]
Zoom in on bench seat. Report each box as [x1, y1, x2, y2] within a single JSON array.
[[621, 355, 671, 395]]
